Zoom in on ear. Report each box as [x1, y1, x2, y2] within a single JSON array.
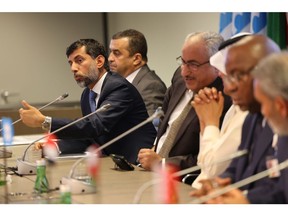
[[275, 96, 288, 118], [95, 55, 105, 68], [133, 53, 142, 66]]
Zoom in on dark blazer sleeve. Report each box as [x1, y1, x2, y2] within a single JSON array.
[[51, 78, 133, 138], [51, 72, 150, 139], [51, 72, 156, 163]]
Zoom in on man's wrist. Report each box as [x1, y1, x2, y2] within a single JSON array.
[[41, 116, 52, 131]]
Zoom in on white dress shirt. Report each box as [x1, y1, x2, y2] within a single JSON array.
[[126, 68, 141, 83], [156, 90, 193, 153], [91, 72, 107, 107], [192, 104, 248, 189]]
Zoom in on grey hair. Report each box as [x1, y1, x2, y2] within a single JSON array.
[[185, 31, 224, 58], [252, 51, 288, 100]]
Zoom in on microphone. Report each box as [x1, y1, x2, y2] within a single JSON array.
[[0, 93, 69, 133], [16, 103, 111, 175], [132, 149, 248, 204], [61, 107, 164, 194], [190, 159, 288, 204], [178, 149, 248, 180]]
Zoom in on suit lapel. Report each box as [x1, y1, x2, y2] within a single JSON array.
[[251, 123, 273, 168], [96, 72, 111, 109], [131, 65, 149, 85], [172, 107, 198, 144], [240, 115, 274, 180], [81, 88, 91, 116], [235, 114, 257, 179], [158, 86, 186, 136]]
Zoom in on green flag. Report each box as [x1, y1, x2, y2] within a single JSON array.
[[267, 12, 287, 49]]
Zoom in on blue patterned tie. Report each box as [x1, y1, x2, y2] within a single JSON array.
[[89, 90, 97, 112]]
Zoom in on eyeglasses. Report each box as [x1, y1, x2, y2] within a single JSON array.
[[176, 56, 210, 71], [222, 66, 255, 85]]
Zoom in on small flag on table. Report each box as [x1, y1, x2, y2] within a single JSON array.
[[43, 133, 59, 163], [153, 163, 179, 204], [1, 117, 14, 146]]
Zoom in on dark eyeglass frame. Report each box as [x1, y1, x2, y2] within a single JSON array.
[[176, 56, 210, 71], [222, 66, 255, 85]]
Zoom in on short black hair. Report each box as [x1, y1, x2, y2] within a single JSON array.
[[112, 29, 148, 62], [66, 39, 109, 71]]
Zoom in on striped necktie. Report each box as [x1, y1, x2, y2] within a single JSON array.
[[158, 100, 192, 158]]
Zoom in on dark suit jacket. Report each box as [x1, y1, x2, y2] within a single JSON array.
[[220, 112, 276, 202], [266, 136, 288, 203], [132, 64, 167, 116], [155, 67, 232, 171], [247, 136, 288, 204], [51, 71, 156, 164]]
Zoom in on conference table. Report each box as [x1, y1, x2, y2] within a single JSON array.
[[0, 135, 193, 204]]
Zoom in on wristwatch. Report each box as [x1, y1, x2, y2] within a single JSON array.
[[41, 116, 52, 131]]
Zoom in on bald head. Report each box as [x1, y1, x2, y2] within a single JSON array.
[[226, 35, 281, 69], [224, 35, 280, 113]]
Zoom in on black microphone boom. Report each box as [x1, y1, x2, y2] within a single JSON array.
[[0, 93, 69, 132], [16, 103, 111, 175]]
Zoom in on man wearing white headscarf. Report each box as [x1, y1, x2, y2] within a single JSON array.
[[191, 33, 250, 189]]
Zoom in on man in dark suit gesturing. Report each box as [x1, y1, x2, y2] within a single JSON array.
[[19, 39, 156, 164]]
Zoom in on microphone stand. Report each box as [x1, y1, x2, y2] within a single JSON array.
[[16, 103, 111, 175], [175, 149, 248, 179], [132, 149, 248, 204], [0, 93, 69, 133], [190, 159, 288, 204], [61, 107, 164, 194]]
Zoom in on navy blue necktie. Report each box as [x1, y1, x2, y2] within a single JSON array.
[[89, 90, 97, 112]]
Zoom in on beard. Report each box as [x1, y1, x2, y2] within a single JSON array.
[[76, 64, 99, 88]]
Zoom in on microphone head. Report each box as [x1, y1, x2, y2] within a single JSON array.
[[59, 93, 69, 101], [99, 104, 111, 112], [153, 107, 164, 119]]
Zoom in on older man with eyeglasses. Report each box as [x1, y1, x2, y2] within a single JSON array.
[[190, 33, 250, 189], [137, 31, 232, 183]]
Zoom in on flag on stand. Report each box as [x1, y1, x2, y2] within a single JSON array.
[[219, 12, 267, 40], [153, 163, 179, 204], [1, 117, 14, 146], [43, 133, 59, 163], [219, 12, 287, 49], [86, 144, 100, 186], [267, 13, 288, 49]]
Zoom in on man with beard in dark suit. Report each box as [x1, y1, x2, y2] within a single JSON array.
[[19, 39, 156, 164]]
